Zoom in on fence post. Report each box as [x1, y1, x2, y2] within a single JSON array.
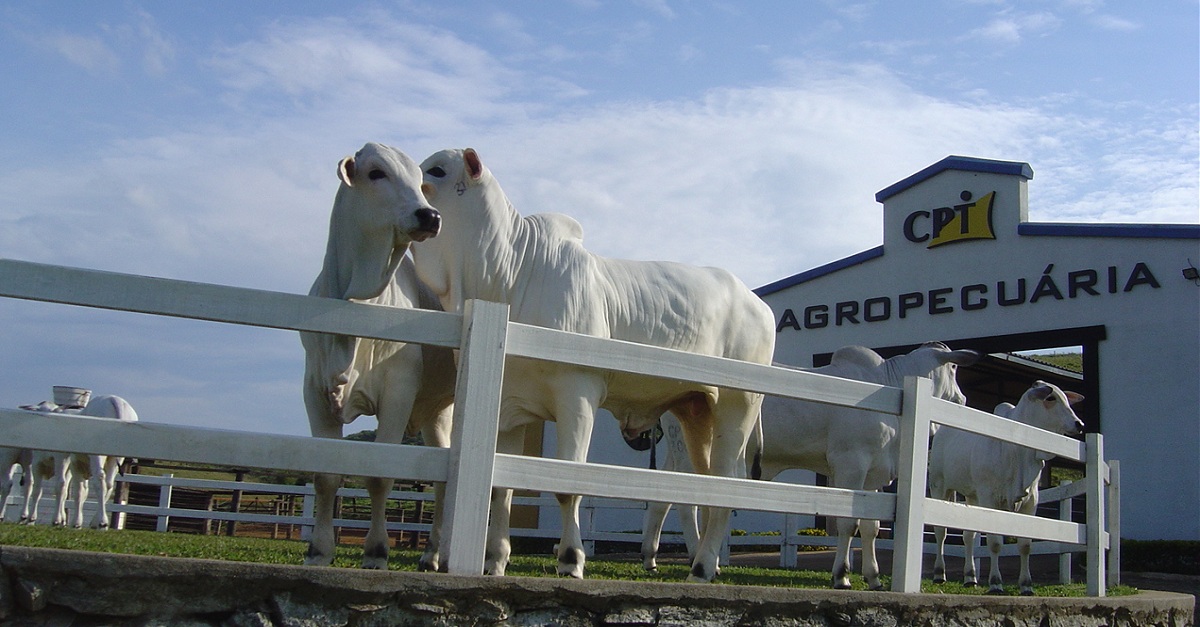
[[441, 299, 509, 576], [891, 376, 934, 593], [156, 473, 174, 533], [780, 513, 799, 569], [1058, 482, 1073, 584], [300, 484, 315, 541], [1106, 459, 1121, 587], [1085, 433, 1106, 597]]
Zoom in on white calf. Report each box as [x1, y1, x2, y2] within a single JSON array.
[[15, 401, 72, 526], [928, 380, 1084, 595], [416, 147, 775, 582], [63, 395, 139, 529], [300, 143, 454, 571], [641, 342, 980, 589]]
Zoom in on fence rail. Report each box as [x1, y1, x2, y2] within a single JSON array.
[[0, 259, 1116, 595]]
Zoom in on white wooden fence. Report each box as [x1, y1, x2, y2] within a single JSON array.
[[0, 259, 1115, 595]]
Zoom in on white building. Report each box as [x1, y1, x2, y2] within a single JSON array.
[[547, 155, 1199, 544]]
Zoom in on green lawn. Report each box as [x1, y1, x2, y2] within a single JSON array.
[[0, 523, 1135, 597]]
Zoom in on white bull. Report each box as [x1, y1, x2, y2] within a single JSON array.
[[929, 380, 1084, 595], [641, 342, 980, 589], [414, 147, 776, 582], [300, 143, 454, 571]]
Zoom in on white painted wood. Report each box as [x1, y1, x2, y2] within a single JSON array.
[[1086, 433, 1107, 596], [923, 499, 1086, 545], [891, 376, 934, 593], [441, 299, 509, 576], [505, 322, 903, 413], [930, 399, 1086, 462], [0, 260, 1119, 595], [1107, 460, 1121, 586], [491, 454, 896, 521], [0, 259, 462, 348], [0, 408, 450, 483], [1059, 482, 1074, 584]]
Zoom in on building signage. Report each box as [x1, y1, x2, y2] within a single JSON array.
[[903, 190, 997, 248], [775, 261, 1161, 333]]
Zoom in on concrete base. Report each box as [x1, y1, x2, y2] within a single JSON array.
[[0, 546, 1193, 627]]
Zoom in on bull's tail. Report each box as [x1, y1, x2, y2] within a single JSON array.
[[750, 408, 764, 481]]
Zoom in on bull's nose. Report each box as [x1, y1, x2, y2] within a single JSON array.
[[416, 207, 441, 231]]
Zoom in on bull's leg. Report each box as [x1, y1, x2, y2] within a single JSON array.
[[52, 458, 71, 527], [69, 466, 89, 529], [962, 528, 979, 586], [685, 393, 758, 583], [1017, 536, 1034, 595], [933, 525, 949, 583], [21, 466, 45, 524], [303, 380, 345, 567], [417, 403, 453, 573], [305, 471, 343, 566], [986, 533, 1006, 594], [551, 389, 600, 579], [485, 486, 513, 576], [641, 501, 671, 571], [362, 475, 395, 569], [826, 456, 872, 589], [859, 518, 884, 590], [485, 426, 525, 576], [87, 455, 112, 529], [831, 516, 858, 589]]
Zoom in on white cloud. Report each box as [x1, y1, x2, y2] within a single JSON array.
[[46, 32, 120, 74]]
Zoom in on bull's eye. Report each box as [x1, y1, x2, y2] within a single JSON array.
[[426, 166, 446, 178], [368, 169, 387, 180]]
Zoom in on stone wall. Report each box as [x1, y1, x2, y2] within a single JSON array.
[[0, 546, 1192, 626]]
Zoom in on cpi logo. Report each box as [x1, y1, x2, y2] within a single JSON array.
[[903, 190, 996, 248]]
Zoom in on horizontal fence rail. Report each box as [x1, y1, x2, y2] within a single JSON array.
[[0, 258, 1115, 595]]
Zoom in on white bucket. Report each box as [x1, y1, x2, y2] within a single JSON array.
[[52, 386, 91, 409]]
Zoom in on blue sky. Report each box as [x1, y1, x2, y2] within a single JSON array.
[[1, 1, 1196, 437]]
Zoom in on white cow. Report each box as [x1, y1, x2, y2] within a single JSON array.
[[929, 380, 1084, 595], [17, 396, 138, 528], [414, 147, 776, 582], [641, 342, 981, 589], [300, 143, 455, 571]]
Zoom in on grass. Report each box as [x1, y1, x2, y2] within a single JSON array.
[[0, 522, 1138, 597]]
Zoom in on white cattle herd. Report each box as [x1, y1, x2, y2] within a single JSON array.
[[3, 393, 137, 529], [2, 142, 1090, 594]]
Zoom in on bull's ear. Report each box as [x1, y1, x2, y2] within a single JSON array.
[[464, 148, 483, 180], [1029, 383, 1053, 401], [1064, 391, 1084, 406], [337, 156, 356, 186], [941, 349, 982, 367]]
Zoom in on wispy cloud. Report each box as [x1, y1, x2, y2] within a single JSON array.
[[45, 32, 120, 74]]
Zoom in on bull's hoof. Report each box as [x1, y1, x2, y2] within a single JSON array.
[[868, 583, 885, 591], [963, 580, 978, 588], [933, 576, 946, 584], [417, 557, 439, 572], [832, 582, 853, 590], [1020, 589, 1034, 597], [987, 587, 1006, 595]]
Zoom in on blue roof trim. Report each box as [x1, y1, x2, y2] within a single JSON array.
[[755, 246, 885, 296], [1019, 223, 1200, 239], [875, 156, 1034, 203]]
